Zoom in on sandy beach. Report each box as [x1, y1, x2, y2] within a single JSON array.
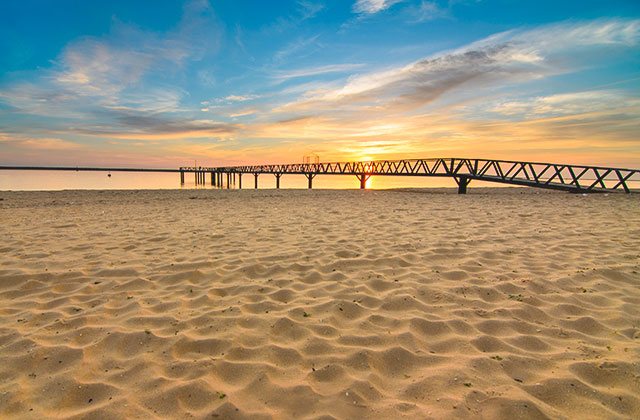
[[0, 188, 639, 419]]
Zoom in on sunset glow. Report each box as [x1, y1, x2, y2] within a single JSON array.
[[1, 1, 639, 168]]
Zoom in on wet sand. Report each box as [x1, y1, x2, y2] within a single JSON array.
[[0, 188, 639, 419]]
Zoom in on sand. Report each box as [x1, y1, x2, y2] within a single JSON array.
[[0, 188, 639, 419]]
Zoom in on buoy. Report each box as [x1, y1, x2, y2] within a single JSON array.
[[108, 173, 111, 178]]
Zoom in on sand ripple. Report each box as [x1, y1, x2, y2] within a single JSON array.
[[0, 189, 639, 418]]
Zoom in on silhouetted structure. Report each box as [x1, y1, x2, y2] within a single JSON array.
[[186, 158, 639, 194], [2, 158, 638, 194]]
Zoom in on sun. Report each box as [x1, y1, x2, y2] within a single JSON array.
[[360, 156, 374, 189]]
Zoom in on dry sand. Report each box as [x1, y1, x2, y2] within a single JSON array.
[[0, 188, 639, 419]]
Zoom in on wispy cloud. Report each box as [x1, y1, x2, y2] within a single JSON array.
[[70, 109, 240, 140], [278, 19, 640, 115], [297, 1, 325, 20], [199, 94, 261, 111], [353, 0, 403, 15], [0, 133, 83, 150], [273, 34, 321, 62], [272, 63, 365, 80], [224, 94, 260, 102], [410, 1, 449, 22], [265, 1, 325, 33], [53, 1, 220, 104], [487, 91, 640, 118], [228, 109, 258, 118]]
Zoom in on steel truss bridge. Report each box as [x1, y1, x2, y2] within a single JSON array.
[[2, 158, 638, 193], [181, 157, 639, 194]]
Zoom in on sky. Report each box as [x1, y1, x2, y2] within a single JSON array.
[[0, 0, 639, 168]]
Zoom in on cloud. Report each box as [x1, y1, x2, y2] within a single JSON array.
[[198, 94, 261, 113], [272, 63, 365, 80], [411, 1, 449, 22], [0, 0, 228, 142], [0, 133, 83, 150], [297, 1, 325, 20], [278, 19, 640, 114], [246, 95, 640, 164], [229, 109, 258, 118], [52, 1, 220, 103], [273, 34, 321, 62], [224, 94, 260, 102], [2, 13, 639, 167], [56, 39, 152, 98], [71, 109, 240, 140], [487, 91, 640, 118], [240, 19, 640, 164], [264, 1, 325, 33], [198, 70, 217, 87], [0, 0, 221, 115], [353, 0, 403, 15]]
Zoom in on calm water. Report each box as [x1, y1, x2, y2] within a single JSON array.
[[0, 170, 475, 191], [3, 170, 638, 191]]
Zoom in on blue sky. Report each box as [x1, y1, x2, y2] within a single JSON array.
[[1, 0, 639, 167]]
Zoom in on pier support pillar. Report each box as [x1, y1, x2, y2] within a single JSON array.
[[455, 176, 470, 194], [238, 173, 242, 189], [233, 173, 236, 184], [195, 171, 198, 185], [274, 173, 282, 189], [305, 173, 316, 189], [254, 173, 259, 189], [227, 173, 231, 189], [356, 173, 371, 189], [180, 170, 184, 185]]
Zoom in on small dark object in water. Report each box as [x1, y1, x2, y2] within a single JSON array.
[[107, 173, 111, 177]]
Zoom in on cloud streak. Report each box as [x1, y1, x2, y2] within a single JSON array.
[[410, 1, 449, 22], [0, 133, 83, 150], [71, 108, 240, 140], [487, 91, 640, 118], [353, 0, 403, 15], [272, 63, 365, 80]]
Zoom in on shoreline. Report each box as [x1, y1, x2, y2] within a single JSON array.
[[3, 186, 637, 193]]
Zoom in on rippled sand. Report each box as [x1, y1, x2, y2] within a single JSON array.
[[0, 188, 639, 419]]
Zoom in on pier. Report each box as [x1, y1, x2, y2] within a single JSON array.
[[2, 158, 639, 193], [183, 157, 639, 194]]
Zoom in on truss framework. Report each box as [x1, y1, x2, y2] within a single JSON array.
[[182, 158, 639, 193]]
